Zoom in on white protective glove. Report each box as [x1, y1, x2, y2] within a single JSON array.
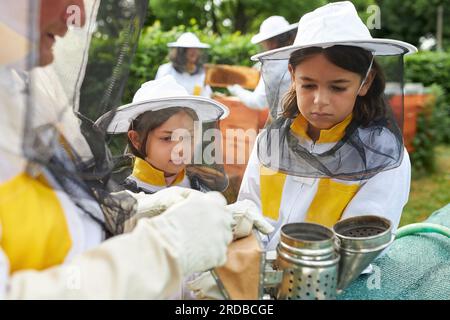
[[124, 187, 202, 232], [5, 218, 187, 299], [4, 191, 233, 299], [227, 84, 244, 96], [187, 271, 225, 300], [226, 199, 274, 240], [150, 191, 234, 276], [226, 84, 267, 110]]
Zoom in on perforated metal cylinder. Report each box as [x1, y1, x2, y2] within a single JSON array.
[[276, 223, 340, 300]]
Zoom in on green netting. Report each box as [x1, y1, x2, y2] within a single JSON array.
[[338, 203, 450, 300]]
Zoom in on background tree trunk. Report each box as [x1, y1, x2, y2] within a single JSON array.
[[234, 0, 248, 33]]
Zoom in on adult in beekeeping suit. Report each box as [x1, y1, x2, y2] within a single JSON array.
[[0, 0, 271, 299], [227, 16, 298, 119]]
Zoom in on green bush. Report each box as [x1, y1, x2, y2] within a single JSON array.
[[402, 51, 450, 174], [405, 51, 450, 144], [123, 22, 259, 103], [124, 22, 183, 103], [410, 84, 448, 176]]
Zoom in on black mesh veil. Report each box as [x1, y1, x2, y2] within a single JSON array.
[[261, 59, 291, 120], [1, 0, 148, 236], [256, 50, 406, 181]]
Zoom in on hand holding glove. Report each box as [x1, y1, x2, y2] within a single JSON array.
[[226, 199, 274, 240], [4, 191, 233, 299], [150, 191, 234, 276], [187, 271, 225, 300], [227, 84, 244, 97], [124, 187, 203, 232]]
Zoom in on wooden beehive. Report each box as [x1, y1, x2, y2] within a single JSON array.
[[390, 94, 431, 153], [215, 96, 268, 203], [205, 64, 260, 90]]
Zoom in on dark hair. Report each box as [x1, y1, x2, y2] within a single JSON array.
[[282, 45, 386, 127], [266, 28, 297, 48], [169, 47, 206, 75], [127, 107, 198, 159]]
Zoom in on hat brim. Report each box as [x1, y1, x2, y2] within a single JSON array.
[[251, 38, 417, 61], [97, 97, 229, 134], [167, 43, 210, 49], [251, 23, 298, 44]]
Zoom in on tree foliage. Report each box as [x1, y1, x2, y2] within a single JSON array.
[[373, 0, 450, 49], [147, 0, 351, 34]]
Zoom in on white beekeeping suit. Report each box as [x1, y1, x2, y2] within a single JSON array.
[[227, 16, 297, 118], [239, 1, 416, 250], [155, 32, 213, 97], [0, 0, 234, 299]]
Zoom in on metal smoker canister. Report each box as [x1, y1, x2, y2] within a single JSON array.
[[333, 215, 394, 291], [275, 223, 340, 300]]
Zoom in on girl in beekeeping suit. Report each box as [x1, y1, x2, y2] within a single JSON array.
[[155, 32, 213, 97], [97, 75, 274, 299], [227, 15, 298, 119], [238, 1, 417, 250], [97, 75, 230, 194]]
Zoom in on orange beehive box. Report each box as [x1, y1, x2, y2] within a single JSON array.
[[205, 64, 260, 90], [215, 96, 268, 201], [390, 94, 431, 153]]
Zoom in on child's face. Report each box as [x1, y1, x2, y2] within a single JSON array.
[[261, 39, 278, 51], [289, 53, 373, 130], [186, 48, 201, 65], [145, 111, 195, 176]]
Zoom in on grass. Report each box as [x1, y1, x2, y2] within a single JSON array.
[[400, 145, 450, 226]]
